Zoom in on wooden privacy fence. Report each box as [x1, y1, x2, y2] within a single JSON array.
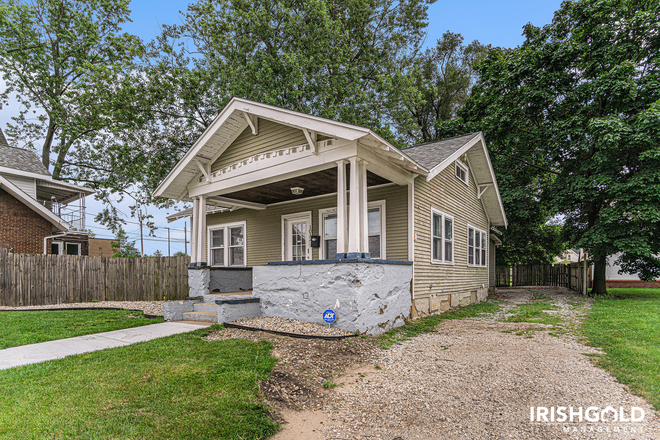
[[0, 248, 190, 307], [496, 263, 592, 293]]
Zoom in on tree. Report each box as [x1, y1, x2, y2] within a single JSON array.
[[458, 0, 660, 294], [393, 32, 488, 144], [173, 251, 188, 257], [151, 249, 163, 258], [111, 228, 140, 258], [0, 0, 145, 199]]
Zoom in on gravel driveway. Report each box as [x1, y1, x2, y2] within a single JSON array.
[[276, 288, 660, 439]]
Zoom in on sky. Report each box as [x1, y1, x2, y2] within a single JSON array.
[[0, 0, 562, 256]]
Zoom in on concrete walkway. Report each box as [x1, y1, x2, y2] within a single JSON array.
[[0, 321, 210, 370]]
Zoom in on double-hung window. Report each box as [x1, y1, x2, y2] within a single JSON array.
[[431, 208, 454, 264], [208, 222, 246, 267], [319, 201, 385, 259], [455, 160, 468, 185], [468, 226, 487, 267]]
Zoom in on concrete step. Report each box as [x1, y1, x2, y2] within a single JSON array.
[[203, 291, 252, 303], [182, 311, 218, 323], [192, 302, 220, 313]]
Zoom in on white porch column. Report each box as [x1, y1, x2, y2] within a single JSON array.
[[197, 195, 208, 265], [359, 159, 369, 254], [336, 160, 347, 255], [191, 197, 198, 265], [347, 156, 360, 253]]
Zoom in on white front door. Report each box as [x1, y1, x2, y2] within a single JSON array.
[[283, 214, 312, 261]]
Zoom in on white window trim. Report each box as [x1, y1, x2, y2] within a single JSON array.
[[467, 224, 488, 268], [281, 211, 312, 261], [207, 221, 247, 267], [51, 241, 62, 255], [318, 200, 386, 260], [430, 207, 454, 265], [66, 243, 81, 256], [455, 160, 469, 186]]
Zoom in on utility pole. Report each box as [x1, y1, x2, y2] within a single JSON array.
[[138, 209, 144, 257], [166, 227, 171, 256], [184, 221, 188, 256]]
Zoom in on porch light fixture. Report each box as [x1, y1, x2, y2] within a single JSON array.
[[291, 187, 304, 195]]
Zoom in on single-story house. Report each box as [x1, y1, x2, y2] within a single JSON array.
[[0, 128, 94, 255], [156, 98, 507, 333]]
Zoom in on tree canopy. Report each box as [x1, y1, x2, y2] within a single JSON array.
[[457, 0, 660, 292]]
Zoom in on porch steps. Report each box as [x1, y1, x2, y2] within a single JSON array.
[[192, 302, 220, 313], [203, 290, 252, 303], [181, 311, 218, 323]]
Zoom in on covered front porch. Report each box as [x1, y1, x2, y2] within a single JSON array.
[[157, 98, 422, 333]]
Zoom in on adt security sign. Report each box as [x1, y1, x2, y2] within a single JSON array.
[[323, 309, 336, 324]]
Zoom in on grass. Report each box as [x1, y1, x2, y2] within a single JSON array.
[[0, 309, 162, 349], [375, 300, 501, 349], [504, 302, 563, 327], [0, 325, 279, 439], [582, 288, 660, 411]]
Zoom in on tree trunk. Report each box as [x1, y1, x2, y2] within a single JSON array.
[[41, 120, 56, 168], [591, 255, 608, 296]]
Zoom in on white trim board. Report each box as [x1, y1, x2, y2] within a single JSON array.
[[0, 174, 69, 231]]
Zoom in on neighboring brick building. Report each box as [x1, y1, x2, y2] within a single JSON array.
[[0, 127, 94, 254]]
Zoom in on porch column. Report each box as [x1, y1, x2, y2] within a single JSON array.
[[359, 159, 369, 254], [190, 197, 198, 266], [336, 160, 347, 254], [347, 157, 361, 253], [197, 195, 208, 266]]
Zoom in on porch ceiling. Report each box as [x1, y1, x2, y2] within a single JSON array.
[[216, 166, 390, 205]]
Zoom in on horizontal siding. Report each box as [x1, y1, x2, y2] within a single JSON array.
[[211, 119, 307, 172], [7, 176, 36, 199], [206, 184, 408, 266], [413, 162, 489, 300]]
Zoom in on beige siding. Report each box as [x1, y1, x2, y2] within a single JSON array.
[[211, 119, 307, 172], [206, 184, 408, 266], [413, 162, 490, 313]]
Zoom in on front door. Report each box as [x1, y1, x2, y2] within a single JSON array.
[[283, 214, 311, 261]]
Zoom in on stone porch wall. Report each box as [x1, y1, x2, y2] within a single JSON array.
[[188, 267, 253, 297], [253, 260, 413, 334]]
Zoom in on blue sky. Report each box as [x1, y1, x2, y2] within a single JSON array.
[[1, 0, 562, 256]]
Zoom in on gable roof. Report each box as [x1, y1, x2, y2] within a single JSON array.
[[407, 132, 507, 228], [0, 174, 69, 231], [402, 133, 481, 170], [0, 128, 51, 177], [153, 97, 422, 200]]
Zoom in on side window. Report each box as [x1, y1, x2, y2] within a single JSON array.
[[455, 161, 468, 185], [431, 208, 454, 263], [468, 226, 487, 267]]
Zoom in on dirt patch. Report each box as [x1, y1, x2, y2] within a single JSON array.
[[206, 327, 376, 411]]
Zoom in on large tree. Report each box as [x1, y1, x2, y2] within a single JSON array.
[[459, 0, 660, 293], [393, 31, 488, 145], [0, 0, 143, 179]]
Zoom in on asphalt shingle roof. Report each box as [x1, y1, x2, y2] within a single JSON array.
[[0, 128, 51, 176], [403, 132, 481, 170]]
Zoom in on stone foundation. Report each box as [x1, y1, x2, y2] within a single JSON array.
[[413, 287, 489, 317], [253, 260, 413, 334], [188, 266, 253, 296]]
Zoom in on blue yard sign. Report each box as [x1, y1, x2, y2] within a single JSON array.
[[323, 309, 336, 324]]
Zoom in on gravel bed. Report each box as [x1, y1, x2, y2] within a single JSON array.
[[316, 289, 660, 439], [0, 301, 164, 316], [230, 316, 353, 337]]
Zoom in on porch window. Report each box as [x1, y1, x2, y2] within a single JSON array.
[[208, 222, 246, 267], [319, 200, 385, 259], [431, 208, 454, 264], [468, 226, 487, 267]]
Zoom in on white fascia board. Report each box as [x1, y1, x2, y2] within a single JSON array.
[[426, 132, 507, 228], [189, 142, 358, 198], [0, 166, 51, 181], [0, 175, 69, 231], [362, 132, 428, 175], [36, 179, 95, 195]]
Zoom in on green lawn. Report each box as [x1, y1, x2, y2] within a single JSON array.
[[0, 325, 278, 440], [583, 288, 660, 410], [0, 309, 163, 349]]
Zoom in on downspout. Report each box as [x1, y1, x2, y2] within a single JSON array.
[[44, 234, 67, 254]]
